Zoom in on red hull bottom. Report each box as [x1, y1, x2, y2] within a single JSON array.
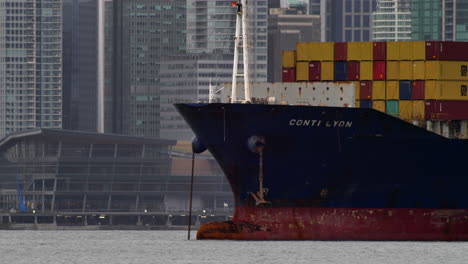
[[197, 207, 468, 240]]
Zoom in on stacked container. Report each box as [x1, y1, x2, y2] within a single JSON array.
[[284, 41, 468, 127]]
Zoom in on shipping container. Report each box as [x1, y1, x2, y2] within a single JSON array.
[[411, 80, 425, 100], [221, 82, 356, 106], [386, 61, 399, 80], [360, 42, 373, 61], [412, 41, 426, 60], [372, 81, 386, 100], [386, 100, 399, 118], [386, 81, 399, 100], [282, 50, 296, 68], [426, 41, 468, 61], [334, 42, 347, 61], [425, 61, 468, 80], [282, 68, 296, 82], [347, 61, 360, 80], [360, 81, 372, 100], [398, 41, 413, 61], [309, 61, 321, 81], [412, 100, 425, 120], [296, 62, 309, 81], [399, 100, 413, 120], [321, 61, 334, 81], [399, 81, 412, 100], [412, 61, 425, 80], [360, 100, 372, 109], [425, 100, 468, 120], [387, 42, 399, 60], [399, 61, 412, 80], [347, 42, 361, 61], [354, 81, 360, 100], [355, 100, 360, 108], [320, 42, 335, 61], [360, 61, 373, 80], [425, 80, 468, 100], [373, 61, 386, 80], [334, 61, 347, 81], [372, 100, 386, 113], [373, 42, 386, 60]]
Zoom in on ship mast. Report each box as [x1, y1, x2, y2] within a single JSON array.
[[231, 0, 251, 103]]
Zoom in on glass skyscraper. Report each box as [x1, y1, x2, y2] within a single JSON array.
[[105, 0, 186, 137], [0, 0, 62, 137]]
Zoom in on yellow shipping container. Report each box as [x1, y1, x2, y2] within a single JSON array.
[[296, 62, 309, 81], [412, 61, 425, 80], [412, 100, 425, 120], [399, 61, 413, 80], [320, 42, 334, 61], [387, 61, 399, 80], [425, 80, 468, 100], [372, 100, 386, 113], [386, 81, 399, 99], [321, 61, 334, 81], [297, 42, 334, 61], [282, 50, 296, 68], [398, 41, 413, 60], [372, 81, 386, 100], [387, 42, 399, 60], [347, 42, 361, 61], [399, 100, 413, 120], [425, 61, 468, 80], [360, 61, 373, 80], [411, 41, 426, 60], [355, 100, 360, 108], [360, 42, 373, 61], [354, 81, 360, 100]]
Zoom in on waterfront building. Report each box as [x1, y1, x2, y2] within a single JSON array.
[[372, 0, 411, 41], [0, 0, 62, 137], [0, 129, 232, 226]]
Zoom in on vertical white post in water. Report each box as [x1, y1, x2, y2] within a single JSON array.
[[97, 0, 105, 133], [231, 2, 242, 103], [241, 0, 251, 102]]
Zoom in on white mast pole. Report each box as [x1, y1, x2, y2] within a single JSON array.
[[208, 78, 214, 103], [231, 2, 242, 103], [241, 0, 251, 102], [97, 0, 104, 132]]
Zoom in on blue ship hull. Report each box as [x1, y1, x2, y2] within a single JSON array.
[[175, 103, 468, 240]]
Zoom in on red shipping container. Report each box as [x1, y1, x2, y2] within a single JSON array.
[[373, 61, 386, 80], [373, 42, 386, 61], [411, 80, 425, 100], [347, 61, 360, 81], [309, 61, 321, 81], [334, 42, 347, 61], [282, 67, 296, 82], [426, 41, 468, 60], [360, 81, 372, 100], [425, 100, 468, 120]]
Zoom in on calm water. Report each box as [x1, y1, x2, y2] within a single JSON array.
[[1, 230, 468, 264]]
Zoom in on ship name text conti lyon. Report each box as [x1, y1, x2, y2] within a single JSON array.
[[289, 119, 353, 128]]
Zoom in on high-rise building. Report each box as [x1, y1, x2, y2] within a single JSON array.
[[0, 0, 63, 137], [62, 0, 98, 132], [105, 0, 186, 137], [321, 0, 377, 42], [411, 0, 468, 41], [372, 0, 411, 41], [268, 8, 320, 82]]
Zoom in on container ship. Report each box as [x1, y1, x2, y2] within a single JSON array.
[[176, 1, 468, 241], [176, 40, 468, 241]]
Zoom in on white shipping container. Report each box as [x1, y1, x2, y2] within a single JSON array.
[[221, 82, 355, 107]]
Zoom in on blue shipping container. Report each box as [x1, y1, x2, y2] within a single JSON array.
[[334, 61, 347, 81], [360, 100, 372, 109], [399, 81, 412, 100]]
